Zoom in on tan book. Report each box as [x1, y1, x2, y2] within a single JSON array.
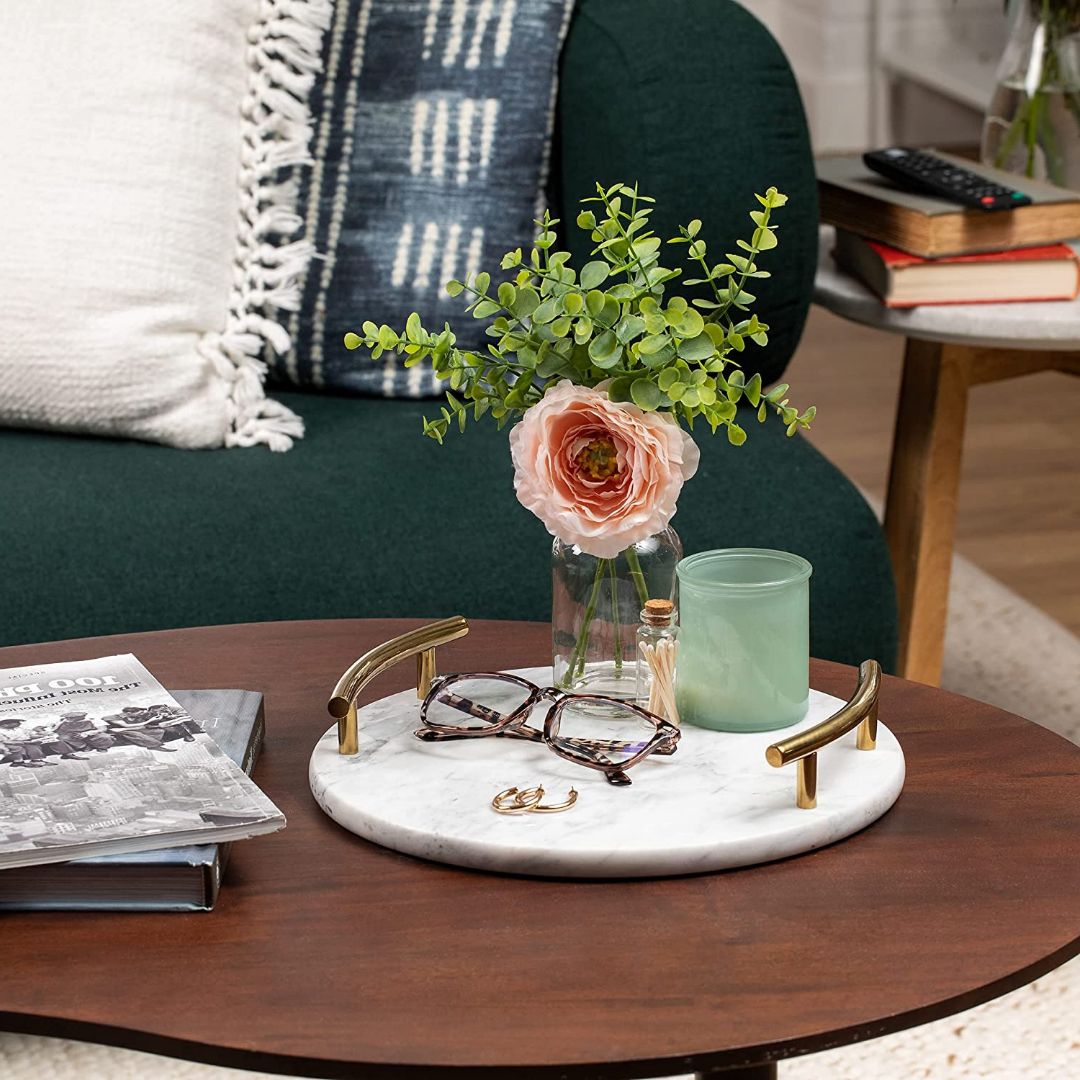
[[818, 152, 1080, 258]]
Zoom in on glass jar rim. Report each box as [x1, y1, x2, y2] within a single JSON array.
[[677, 548, 812, 592]]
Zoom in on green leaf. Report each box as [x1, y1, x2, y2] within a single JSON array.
[[615, 314, 646, 344], [677, 332, 714, 362], [676, 309, 705, 339], [551, 316, 572, 338], [473, 299, 500, 318], [657, 366, 681, 392], [606, 376, 634, 402], [639, 333, 670, 355], [446, 279, 464, 297], [588, 329, 620, 364], [585, 290, 606, 317], [497, 282, 517, 308], [474, 272, 490, 294], [765, 383, 789, 403], [511, 286, 540, 318], [757, 402, 767, 423], [580, 260, 610, 290], [744, 372, 762, 406], [377, 325, 399, 349], [564, 292, 584, 315], [727, 423, 747, 446], [643, 311, 667, 335], [630, 378, 661, 411], [532, 298, 559, 324], [686, 218, 702, 237], [574, 317, 593, 344], [343, 332, 362, 350], [753, 227, 778, 250], [577, 210, 597, 230], [666, 381, 686, 402]]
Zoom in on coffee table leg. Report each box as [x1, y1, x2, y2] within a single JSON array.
[[884, 337, 973, 685], [693, 1064, 777, 1079]]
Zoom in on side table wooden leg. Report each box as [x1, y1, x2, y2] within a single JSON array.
[[884, 338, 973, 685]]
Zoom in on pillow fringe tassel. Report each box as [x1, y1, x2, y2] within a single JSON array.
[[213, 0, 332, 452]]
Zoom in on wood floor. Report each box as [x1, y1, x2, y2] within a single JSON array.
[[785, 307, 1080, 634]]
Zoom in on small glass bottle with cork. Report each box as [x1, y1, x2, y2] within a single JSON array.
[[636, 598, 680, 725]]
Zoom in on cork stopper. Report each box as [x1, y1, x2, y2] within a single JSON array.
[[641, 598, 675, 626]]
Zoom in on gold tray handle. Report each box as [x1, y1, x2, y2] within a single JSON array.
[[327, 616, 470, 754], [765, 660, 881, 810]]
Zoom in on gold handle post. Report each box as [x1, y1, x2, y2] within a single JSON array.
[[765, 660, 881, 809], [327, 616, 469, 754]]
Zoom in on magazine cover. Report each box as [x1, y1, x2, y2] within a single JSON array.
[[0, 655, 284, 870]]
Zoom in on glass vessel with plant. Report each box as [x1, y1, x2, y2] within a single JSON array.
[[983, 0, 1080, 185], [344, 182, 813, 692]]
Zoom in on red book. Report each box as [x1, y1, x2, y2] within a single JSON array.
[[833, 229, 1080, 308]]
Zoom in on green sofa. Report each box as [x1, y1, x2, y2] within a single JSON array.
[[0, 0, 897, 669]]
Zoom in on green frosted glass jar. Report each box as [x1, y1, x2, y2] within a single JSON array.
[[675, 548, 812, 732]]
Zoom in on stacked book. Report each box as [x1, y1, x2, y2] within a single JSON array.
[[0, 654, 284, 911], [818, 151, 1080, 308]]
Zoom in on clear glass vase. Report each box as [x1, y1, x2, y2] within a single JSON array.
[[552, 528, 682, 698], [982, 0, 1080, 186]]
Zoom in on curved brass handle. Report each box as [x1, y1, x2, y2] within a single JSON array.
[[327, 616, 469, 754], [765, 660, 881, 809]]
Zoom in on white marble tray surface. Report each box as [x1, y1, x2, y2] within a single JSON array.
[[309, 666, 905, 878]]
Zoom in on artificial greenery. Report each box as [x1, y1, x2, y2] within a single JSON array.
[[344, 181, 813, 444]]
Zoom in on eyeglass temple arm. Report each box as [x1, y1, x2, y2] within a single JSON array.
[[764, 660, 880, 810], [327, 616, 470, 755]]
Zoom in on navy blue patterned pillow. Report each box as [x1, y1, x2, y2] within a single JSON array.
[[275, 0, 576, 396]]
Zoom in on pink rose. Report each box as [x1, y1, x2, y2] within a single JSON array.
[[509, 381, 700, 559]]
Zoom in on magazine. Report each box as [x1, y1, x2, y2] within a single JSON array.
[[0, 655, 284, 870]]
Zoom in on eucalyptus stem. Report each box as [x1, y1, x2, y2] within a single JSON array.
[[609, 559, 623, 671], [624, 547, 651, 609], [566, 556, 607, 685]]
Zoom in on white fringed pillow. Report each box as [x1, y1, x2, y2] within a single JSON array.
[[0, 0, 328, 450]]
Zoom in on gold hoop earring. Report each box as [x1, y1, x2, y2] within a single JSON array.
[[492, 786, 544, 814], [531, 787, 578, 813]]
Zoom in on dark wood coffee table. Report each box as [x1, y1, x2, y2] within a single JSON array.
[[1, 620, 1078, 1080]]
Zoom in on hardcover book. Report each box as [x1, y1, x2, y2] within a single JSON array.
[[0, 655, 284, 870], [833, 230, 1080, 308], [0, 689, 265, 911], [818, 152, 1080, 258]]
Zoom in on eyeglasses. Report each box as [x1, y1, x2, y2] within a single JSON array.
[[414, 672, 680, 786]]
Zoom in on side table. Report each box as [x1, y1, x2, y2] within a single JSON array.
[[1, 619, 1079, 1079], [814, 226, 1080, 685]]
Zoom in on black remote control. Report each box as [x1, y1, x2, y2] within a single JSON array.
[[863, 147, 1032, 212]]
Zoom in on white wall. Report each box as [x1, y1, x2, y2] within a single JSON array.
[[740, 0, 1009, 153]]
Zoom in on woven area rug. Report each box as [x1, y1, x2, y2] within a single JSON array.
[[1, 553, 1077, 1080]]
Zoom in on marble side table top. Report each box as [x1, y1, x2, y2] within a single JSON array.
[[310, 667, 905, 878], [814, 225, 1080, 350]]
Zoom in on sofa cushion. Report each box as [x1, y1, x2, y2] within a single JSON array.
[[274, 0, 575, 396], [0, 0, 329, 451], [0, 393, 896, 670]]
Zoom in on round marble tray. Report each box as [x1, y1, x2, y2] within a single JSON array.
[[309, 667, 905, 878]]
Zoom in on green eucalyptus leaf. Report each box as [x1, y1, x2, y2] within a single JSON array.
[[727, 423, 747, 446], [580, 260, 610, 289], [512, 286, 540, 318], [343, 332, 362, 350], [532, 298, 559, 324], [497, 282, 517, 308], [677, 332, 714, 362], [639, 333, 670, 355], [588, 329, 619, 363], [630, 378, 661, 411], [585, 290, 606, 317], [616, 314, 646, 344], [446, 280, 464, 297]]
